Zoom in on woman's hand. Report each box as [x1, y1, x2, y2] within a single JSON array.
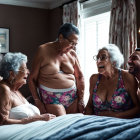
[[40, 113, 56, 121], [78, 99, 85, 113], [22, 113, 56, 124], [34, 99, 46, 114]]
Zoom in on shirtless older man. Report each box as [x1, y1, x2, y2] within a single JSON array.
[[29, 23, 85, 116], [128, 48, 140, 100]]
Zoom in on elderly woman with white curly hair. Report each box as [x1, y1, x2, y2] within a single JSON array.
[[85, 44, 140, 118], [0, 52, 55, 125]]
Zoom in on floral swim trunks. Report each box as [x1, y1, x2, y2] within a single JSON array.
[[39, 84, 77, 108]]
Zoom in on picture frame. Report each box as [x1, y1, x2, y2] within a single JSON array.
[[0, 28, 9, 53]]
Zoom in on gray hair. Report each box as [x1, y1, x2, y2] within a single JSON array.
[[0, 52, 27, 79], [57, 23, 79, 39], [99, 44, 124, 68]]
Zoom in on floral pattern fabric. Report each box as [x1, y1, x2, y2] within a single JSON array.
[[92, 69, 133, 115], [39, 87, 77, 108]]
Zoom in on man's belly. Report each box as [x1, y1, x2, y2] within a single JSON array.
[[38, 73, 75, 89]]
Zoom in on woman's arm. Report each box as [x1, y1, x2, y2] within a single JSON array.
[[72, 51, 85, 113], [0, 86, 25, 125], [28, 46, 46, 114], [0, 85, 56, 125], [0, 85, 12, 124], [73, 52, 85, 101], [85, 74, 97, 115], [3, 113, 56, 125]]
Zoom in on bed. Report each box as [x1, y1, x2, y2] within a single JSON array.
[[0, 113, 140, 140]]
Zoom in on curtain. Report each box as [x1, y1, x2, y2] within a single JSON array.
[[63, 1, 80, 27], [63, 0, 81, 52], [109, 0, 137, 69]]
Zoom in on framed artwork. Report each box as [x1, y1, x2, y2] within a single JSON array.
[[0, 28, 9, 53]]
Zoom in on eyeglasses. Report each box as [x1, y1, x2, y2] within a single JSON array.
[[93, 55, 109, 61], [66, 38, 78, 47], [17, 67, 29, 73]]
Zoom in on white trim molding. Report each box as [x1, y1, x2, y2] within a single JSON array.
[[80, 0, 111, 18]]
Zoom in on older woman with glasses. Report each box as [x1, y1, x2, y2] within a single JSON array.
[[85, 44, 140, 118], [0, 52, 55, 125], [29, 23, 85, 116]]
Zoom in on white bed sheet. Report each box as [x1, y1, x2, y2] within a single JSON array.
[[0, 113, 84, 140]]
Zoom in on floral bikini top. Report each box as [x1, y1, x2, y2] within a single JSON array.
[[92, 69, 133, 115]]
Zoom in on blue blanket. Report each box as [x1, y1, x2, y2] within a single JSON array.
[[0, 114, 140, 140], [45, 115, 140, 140]]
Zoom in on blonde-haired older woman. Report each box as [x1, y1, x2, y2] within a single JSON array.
[[85, 44, 140, 118], [0, 52, 55, 125]]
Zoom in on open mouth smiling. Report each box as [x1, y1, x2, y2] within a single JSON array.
[[98, 65, 105, 69], [23, 77, 27, 80]]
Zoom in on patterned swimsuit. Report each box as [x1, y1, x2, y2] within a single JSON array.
[[92, 69, 133, 115], [39, 84, 77, 108]]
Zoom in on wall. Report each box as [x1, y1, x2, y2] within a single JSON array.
[[0, 4, 49, 64], [48, 7, 63, 41], [0, 4, 63, 97]]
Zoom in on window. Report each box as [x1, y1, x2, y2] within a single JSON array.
[[77, 0, 111, 104]]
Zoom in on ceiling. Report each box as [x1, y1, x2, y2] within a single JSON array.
[[0, 0, 72, 9]]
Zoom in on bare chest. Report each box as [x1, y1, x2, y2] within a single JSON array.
[[10, 92, 26, 108], [40, 52, 75, 75], [60, 53, 75, 74]]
